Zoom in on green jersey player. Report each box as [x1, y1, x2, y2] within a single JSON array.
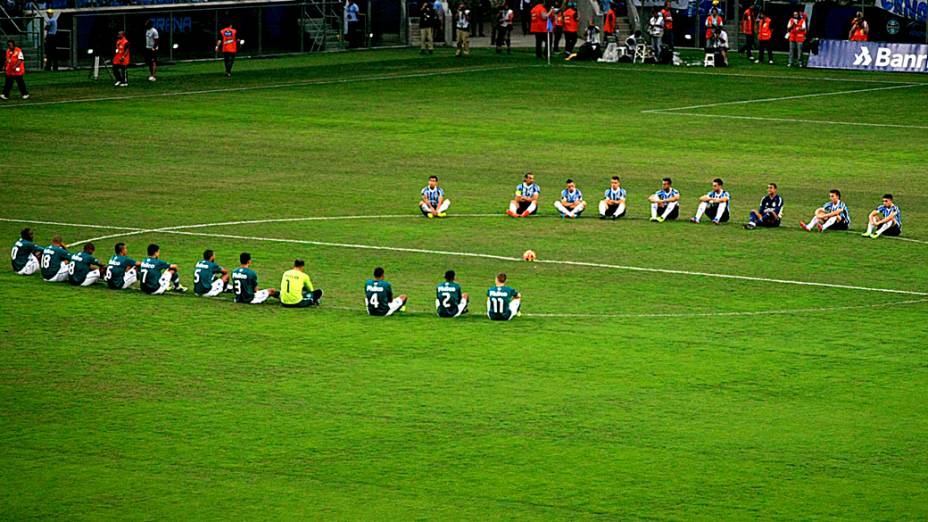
[[140, 243, 187, 295], [68, 242, 105, 287], [40, 235, 71, 283], [11, 227, 44, 275], [194, 249, 230, 297], [231, 252, 277, 304], [105, 242, 141, 290], [436, 270, 469, 318], [486, 272, 522, 321], [365, 266, 408, 316]]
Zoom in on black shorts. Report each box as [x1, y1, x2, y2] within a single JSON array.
[[882, 224, 902, 236], [707, 204, 730, 222], [830, 220, 849, 231], [516, 201, 538, 215], [657, 203, 679, 220], [760, 213, 781, 227], [604, 204, 626, 218], [144, 48, 157, 65]]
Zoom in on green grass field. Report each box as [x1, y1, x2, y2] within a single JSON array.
[[2, 48, 927, 519]]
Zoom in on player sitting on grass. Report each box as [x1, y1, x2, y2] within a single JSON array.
[[365, 266, 407, 316], [231, 252, 277, 304], [280, 259, 323, 308], [486, 272, 521, 321], [599, 176, 626, 219], [507, 172, 541, 218], [40, 235, 71, 283], [436, 270, 468, 318], [554, 178, 586, 218], [648, 177, 680, 222], [68, 243, 105, 287], [420, 175, 450, 218], [690, 178, 731, 224], [140, 243, 187, 295], [744, 183, 783, 229], [194, 249, 230, 297], [801, 189, 850, 233], [106, 242, 140, 290], [863, 194, 902, 239], [11, 227, 43, 276]]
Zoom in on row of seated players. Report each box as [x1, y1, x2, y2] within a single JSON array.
[[419, 173, 903, 236], [10, 233, 521, 320]]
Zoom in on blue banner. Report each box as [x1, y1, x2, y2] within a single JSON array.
[[876, 0, 928, 23], [808, 39, 928, 73]]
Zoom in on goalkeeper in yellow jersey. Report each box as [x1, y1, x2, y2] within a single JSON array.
[[279, 259, 323, 308]]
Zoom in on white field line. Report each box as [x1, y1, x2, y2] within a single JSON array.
[[0, 64, 533, 109], [562, 64, 927, 85], [642, 83, 925, 113], [645, 111, 928, 130], [3, 215, 926, 296]]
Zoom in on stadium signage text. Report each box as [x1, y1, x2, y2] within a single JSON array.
[[808, 39, 928, 73], [876, 0, 928, 22]]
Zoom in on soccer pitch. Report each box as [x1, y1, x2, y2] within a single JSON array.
[[2, 49, 927, 519]]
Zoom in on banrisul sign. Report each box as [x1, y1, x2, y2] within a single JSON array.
[[808, 39, 928, 73]]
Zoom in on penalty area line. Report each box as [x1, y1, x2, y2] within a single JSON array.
[[0, 65, 534, 109]]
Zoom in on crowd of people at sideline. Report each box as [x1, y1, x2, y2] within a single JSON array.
[[11, 174, 904, 320]]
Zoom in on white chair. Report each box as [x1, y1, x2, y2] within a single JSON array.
[[703, 52, 715, 67], [633, 43, 647, 63]]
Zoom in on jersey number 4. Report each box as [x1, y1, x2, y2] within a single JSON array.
[[368, 293, 379, 308]]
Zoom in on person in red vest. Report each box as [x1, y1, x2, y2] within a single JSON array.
[[215, 22, 238, 79], [530, 0, 548, 58], [660, 0, 673, 50], [705, 6, 722, 43], [563, 1, 579, 54], [603, 2, 617, 43], [739, 4, 754, 61], [552, 2, 564, 53], [849, 11, 868, 41], [754, 11, 773, 64], [2, 39, 29, 100], [112, 31, 130, 87], [787, 10, 806, 67]]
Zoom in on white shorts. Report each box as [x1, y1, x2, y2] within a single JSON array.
[[16, 255, 40, 276], [384, 297, 405, 316], [250, 289, 271, 304], [199, 278, 226, 298], [122, 268, 138, 289], [44, 263, 69, 283], [81, 269, 101, 287]]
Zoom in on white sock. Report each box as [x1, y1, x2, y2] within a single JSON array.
[[438, 199, 450, 213], [806, 217, 819, 230], [598, 200, 608, 216], [526, 201, 537, 214], [875, 222, 893, 237], [554, 201, 568, 215], [613, 202, 625, 217], [866, 222, 874, 235], [650, 203, 658, 219], [509, 201, 518, 214], [714, 202, 727, 221], [821, 217, 837, 231], [661, 202, 677, 219], [508, 298, 521, 320], [694, 201, 708, 221]]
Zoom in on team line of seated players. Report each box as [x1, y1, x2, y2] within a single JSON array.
[[420, 172, 903, 236], [10, 232, 523, 320]]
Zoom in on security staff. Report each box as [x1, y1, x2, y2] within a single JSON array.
[[849, 12, 868, 41], [215, 22, 238, 78], [739, 4, 754, 60], [530, 0, 548, 58], [660, 0, 673, 50], [563, 2, 579, 54], [754, 12, 773, 64], [2, 40, 29, 100]]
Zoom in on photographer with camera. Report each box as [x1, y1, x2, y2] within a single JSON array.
[[849, 12, 868, 41]]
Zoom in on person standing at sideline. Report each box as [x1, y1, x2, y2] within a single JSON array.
[[603, 3, 617, 43], [215, 22, 238, 79], [754, 11, 773, 64], [42, 8, 59, 71], [648, 8, 664, 60], [495, 1, 514, 54], [530, 0, 548, 58], [345, 0, 360, 48], [419, 1, 437, 55], [113, 31, 130, 87], [660, 0, 673, 51], [739, 4, 754, 60], [562, 1, 579, 54], [144, 19, 159, 82], [456, 2, 471, 56], [2, 40, 29, 100], [520, 0, 532, 35], [787, 10, 806, 67]]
